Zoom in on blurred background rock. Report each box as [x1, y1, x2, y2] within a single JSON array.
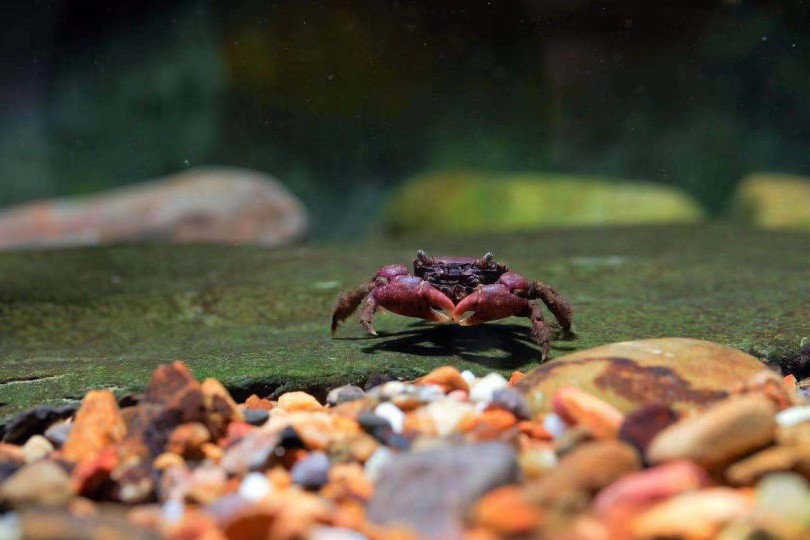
[[2, 0, 810, 241]]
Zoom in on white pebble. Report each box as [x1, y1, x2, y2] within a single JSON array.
[[469, 373, 508, 402], [161, 499, 185, 524], [543, 412, 569, 438], [374, 402, 405, 433], [364, 447, 393, 483], [424, 400, 474, 437], [775, 405, 810, 428], [238, 472, 272, 502], [0, 513, 21, 540], [460, 370, 477, 386], [379, 381, 406, 398], [310, 526, 369, 540], [22, 435, 53, 463]]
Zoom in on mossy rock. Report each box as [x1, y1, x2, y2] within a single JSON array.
[[731, 173, 810, 230], [1, 225, 808, 427], [385, 171, 705, 234]]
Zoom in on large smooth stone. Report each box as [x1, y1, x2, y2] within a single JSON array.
[[517, 338, 768, 415], [0, 167, 308, 249]]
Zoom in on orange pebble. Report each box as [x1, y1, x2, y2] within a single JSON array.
[[465, 527, 500, 540], [218, 421, 255, 447], [508, 371, 525, 386], [403, 413, 437, 436], [277, 391, 322, 411], [472, 486, 543, 535], [462, 410, 518, 440], [418, 366, 469, 393], [267, 466, 293, 490], [244, 394, 274, 411], [518, 420, 553, 440], [552, 386, 624, 439]]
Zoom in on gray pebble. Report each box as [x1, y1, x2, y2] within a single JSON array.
[[326, 385, 366, 406], [489, 388, 532, 420], [243, 408, 269, 426], [291, 451, 330, 490]]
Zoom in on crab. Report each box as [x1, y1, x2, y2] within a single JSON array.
[[330, 250, 573, 360]]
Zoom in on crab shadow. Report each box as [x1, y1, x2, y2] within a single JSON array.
[[358, 322, 577, 370]]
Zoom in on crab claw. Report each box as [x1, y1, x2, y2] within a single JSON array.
[[453, 284, 529, 325], [374, 276, 455, 323]]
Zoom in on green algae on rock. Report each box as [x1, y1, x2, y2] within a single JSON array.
[[385, 170, 704, 234], [0, 225, 809, 425], [517, 338, 768, 415], [731, 173, 810, 231]]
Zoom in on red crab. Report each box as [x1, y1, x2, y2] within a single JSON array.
[[330, 250, 573, 360]]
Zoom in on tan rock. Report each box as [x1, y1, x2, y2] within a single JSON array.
[[0, 167, 308, 249], [22, 435, 54, 463], [632, 488, 754, 540], [518, 338, 767, 415], [726, 445, 810, 485], [646, 395, 776, 469], [0, 460, 72, 507], [277, 391, 322, 412], [62, 390, 127, 463]]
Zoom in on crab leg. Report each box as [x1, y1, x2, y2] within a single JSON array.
[[331, 280, 375, 336], [528, 281, 573, 334], [453, 273, 555, 360]]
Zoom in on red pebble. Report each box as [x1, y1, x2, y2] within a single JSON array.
[[619, 403, 679, 455]]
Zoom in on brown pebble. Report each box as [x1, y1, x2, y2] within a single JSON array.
[[202, 378, 244, 438], [646, 395, 776, 469], [201, 442, 224, 463], [527, 440, 641, 511], [154, 452, 185, 471], [166, 422, 210, 459], [0, 442, 25, 464], [71, 447, 119, 497]]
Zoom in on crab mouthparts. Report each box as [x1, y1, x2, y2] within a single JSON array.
[[452, 292, 479, 326]]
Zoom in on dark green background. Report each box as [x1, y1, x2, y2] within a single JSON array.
[[3, 1, 810, 237]]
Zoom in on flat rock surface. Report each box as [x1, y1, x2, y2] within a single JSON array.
[[1, 225, 809, 425]]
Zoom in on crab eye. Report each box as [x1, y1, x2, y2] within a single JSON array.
[[483, 252, 494, 262], [416, 249, 428, 260]]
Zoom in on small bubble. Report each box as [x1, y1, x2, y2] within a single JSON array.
[[761, 36, 768, 42]]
